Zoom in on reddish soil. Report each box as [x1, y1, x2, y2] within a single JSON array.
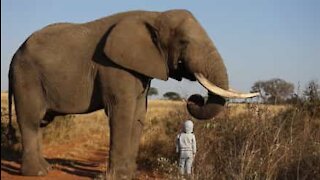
[[1, 137, 105, 180], [1, 139, 162, 180], [1, 92, 164, 179]]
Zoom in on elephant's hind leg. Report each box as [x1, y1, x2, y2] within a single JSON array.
[[17, 100, 48, 175], [13, 70, 48, 176], [38, 113, 56, 171], [38, 128, 52, 171]]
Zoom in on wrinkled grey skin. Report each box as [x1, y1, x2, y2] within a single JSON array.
[[8, 10, 228, 179]]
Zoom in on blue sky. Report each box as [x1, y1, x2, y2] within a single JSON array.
[[1, 0, 319, 97]]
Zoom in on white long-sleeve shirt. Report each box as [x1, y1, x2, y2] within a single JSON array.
[[176, 132, 197, 155]]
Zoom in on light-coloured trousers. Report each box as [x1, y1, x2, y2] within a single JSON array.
[[179, 151, 194, 175]]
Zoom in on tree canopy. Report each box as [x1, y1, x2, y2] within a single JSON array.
[[147, 87, 158, 96], [251, 78, 294, 104], [163, 92, 181, 100], [304, 80, 320, 104]]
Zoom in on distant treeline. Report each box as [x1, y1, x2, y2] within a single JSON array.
[[148, 79, 320, 105]]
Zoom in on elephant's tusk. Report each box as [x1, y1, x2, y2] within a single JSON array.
[[195, 73, 260, 98]]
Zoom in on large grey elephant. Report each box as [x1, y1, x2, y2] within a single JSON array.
[[8, 10, 258, 179]]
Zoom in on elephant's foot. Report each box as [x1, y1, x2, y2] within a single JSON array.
[[21, 164, 48, 176], [39, 157, 52, 171], [21, 159, 48, 176], [107, 169, 133, 180], [107, 162, 134, 180]]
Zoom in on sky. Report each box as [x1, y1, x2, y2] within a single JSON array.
[[1, 0, 320, 98]]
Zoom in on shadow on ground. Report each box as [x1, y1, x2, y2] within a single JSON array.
[[48, 158, 103, 178], [1, 148, 104, 178]]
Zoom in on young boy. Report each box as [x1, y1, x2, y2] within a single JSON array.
[[176, 120, 197, 175]]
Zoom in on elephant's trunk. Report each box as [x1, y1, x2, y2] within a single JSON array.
[[187, 93, 225, 120], [185, 48, 258, 120], [175, 15, 259, 119], [186, 48, 229, 120]]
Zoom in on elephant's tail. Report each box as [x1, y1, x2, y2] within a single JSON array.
[[7, 69, 17, 145]]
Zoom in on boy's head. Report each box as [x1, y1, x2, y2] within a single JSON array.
[[184, 120, 194, 133]]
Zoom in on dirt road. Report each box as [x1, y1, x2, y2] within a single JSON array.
[[1, 138, 159, 180], [1, 134, 109, 180], [1, 92, 164, 179]]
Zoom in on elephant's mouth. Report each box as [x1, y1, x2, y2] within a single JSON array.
[[170, 61, 259, 98], [169, 60, 196, 81]]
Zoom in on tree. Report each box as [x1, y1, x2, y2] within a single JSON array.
[[304, 80, 320, 104], [251, 80, 267, 102], [302, 80, 320, 116], [148, 87, 158, 96], [251, 78, 294, 104], [163, 92, 181, 100]]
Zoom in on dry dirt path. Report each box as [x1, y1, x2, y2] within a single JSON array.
[[2, 136, 107, 180], [1, 92, 163, 179], [1, 138, 160, 180]]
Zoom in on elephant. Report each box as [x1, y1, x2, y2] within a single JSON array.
[[8, 9, 258, 179]]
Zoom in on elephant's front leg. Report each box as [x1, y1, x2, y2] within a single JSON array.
[[128, 93, 148, 176], [107, 97, 138, 179]]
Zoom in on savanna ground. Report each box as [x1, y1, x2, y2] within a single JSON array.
[[1, 92, 320, 179]]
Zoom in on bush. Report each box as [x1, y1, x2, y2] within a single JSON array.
[[138, 102, 320, 179], [193, 104, 320, 179]]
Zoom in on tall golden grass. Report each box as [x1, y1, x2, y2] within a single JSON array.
[[1, 93, 319, 179], [138, 101, 320, 179]]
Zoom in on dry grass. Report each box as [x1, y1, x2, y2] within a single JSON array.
[[139, 102, 320, 179], [1, 92, 320, 179], [42, 110, 109, 146], [192, 104, 320, 179]]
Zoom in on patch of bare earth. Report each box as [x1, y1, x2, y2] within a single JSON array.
[[2, 140, 162, 180], [1, 92, 163, 180], [2, 132, 108, 179]]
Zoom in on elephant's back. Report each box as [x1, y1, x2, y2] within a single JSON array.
[[13, 10, 161, 67], [20, 22, 99, 68], [18, 10, 160, 62], [26, 22, 94, 51]]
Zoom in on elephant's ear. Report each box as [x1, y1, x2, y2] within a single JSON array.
[[104, 19, 168, 80]]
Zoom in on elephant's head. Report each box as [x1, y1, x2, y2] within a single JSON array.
[[104, 10, 259, 120]]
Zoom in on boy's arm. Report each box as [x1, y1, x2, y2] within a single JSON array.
[[192, 134, 197, 155], [176, 134, 180, 153]]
